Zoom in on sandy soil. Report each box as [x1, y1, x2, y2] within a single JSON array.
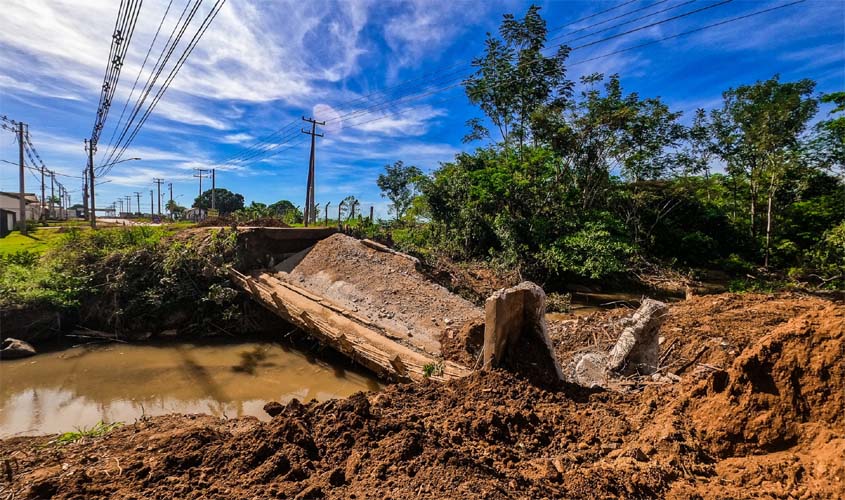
[[2, 292, 842, 499]]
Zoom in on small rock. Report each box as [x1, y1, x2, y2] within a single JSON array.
[[263, 401, 284, 417]]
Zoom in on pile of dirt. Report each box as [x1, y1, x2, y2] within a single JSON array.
[[3, 294, 844, 499], [242, 217, 291, 228], [272, 234, 483, 356]]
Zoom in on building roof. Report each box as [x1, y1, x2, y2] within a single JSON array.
[[0, 192, 39, 204]]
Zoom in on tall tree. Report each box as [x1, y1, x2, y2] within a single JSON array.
[[193, 188, 245, 214], [710, 75, 817, 266], [464, 4, 571, 150], [377, 161, 423, 221]]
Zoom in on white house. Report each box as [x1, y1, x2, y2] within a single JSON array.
[[0, 192, 41, 222]]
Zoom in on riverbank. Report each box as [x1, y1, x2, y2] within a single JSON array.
[[3, 292, 842, 499]]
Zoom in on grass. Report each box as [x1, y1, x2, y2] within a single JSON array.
[[53, 421, 123, 445], [0, 227, 68, 256]]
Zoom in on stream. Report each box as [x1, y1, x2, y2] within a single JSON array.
[[0, 339, 382, 437]]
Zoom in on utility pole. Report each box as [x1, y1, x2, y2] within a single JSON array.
[[301, 116, 325, 227], [193, 168, 209, 203], [86, 139, 96, 228], [211, 169, 216, 210], [168, 182, 173, 218], [134, 192, 141, 215], [125, 195, 132, 214], [49, 172, 55, 219], [337, 200, 343, 226], [370, 206, 374, 223], [153, 178, 164, 216], [117, 198, 123, 214], [150, 190, 154, 216], [82, 167, 89, 220], [17, 122, 27, 234], [325, 202, 330, 227], [39, 165, 45, 221]]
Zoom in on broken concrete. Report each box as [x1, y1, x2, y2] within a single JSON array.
[[564, 298, 669, 388], [606, 298, 668, 375], [483, 282, 564, 384]]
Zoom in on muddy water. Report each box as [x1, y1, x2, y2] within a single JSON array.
[[0, 340, 382, 437]]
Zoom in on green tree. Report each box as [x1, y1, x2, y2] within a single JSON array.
[[377, 161, 423, 221], [710, 75, 817, 266], [193, 189, 244, 214], [464, 4, 571, 150]]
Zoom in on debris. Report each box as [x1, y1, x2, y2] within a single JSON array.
[[0, 337, 36, 360], [606, 298, 668, 375]]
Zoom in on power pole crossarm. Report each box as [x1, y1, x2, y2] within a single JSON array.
[[301, 117, 325, 227]]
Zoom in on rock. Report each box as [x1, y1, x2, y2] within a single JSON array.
[[571, 352, 609, 388], [607, 298, 669, 375], [0, 338, 36, 359], [263, 401, 284, 417], [159, 329, 178, 337]]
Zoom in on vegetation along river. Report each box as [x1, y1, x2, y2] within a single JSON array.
[[0, 339, 382, 437]]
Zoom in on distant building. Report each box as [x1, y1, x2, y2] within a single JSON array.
[[0, 192, 40, 222], [185, 207, 207, 222]]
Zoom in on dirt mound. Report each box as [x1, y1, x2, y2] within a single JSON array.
[[3, 294, 844, 499], [272, 233, 483, 357], [688, 304, 844, 457], [242, 217, 291, 227]]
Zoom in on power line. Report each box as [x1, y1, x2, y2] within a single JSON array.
[[99, 0, 203, 171], [104, 0, 227, 174], [102, 0, 176, 160]]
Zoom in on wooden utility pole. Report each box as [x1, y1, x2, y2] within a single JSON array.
[[153, 178, 164, 215], [150, 190, 154, 216], [17, 122, 27, 234], [301, 117, 325, 227]]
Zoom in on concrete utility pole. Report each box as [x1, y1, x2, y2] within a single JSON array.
[[337, 200, 343, 226], [17, 122, 27, 234], [325, 202, 330, 227], [369, 206, 374, 222], [301, 116, 325, 227], [117, 199, 123, 214], [134, 192, 141, 215], [49, 172, 55, 219], [82, 166, 89, 220], [168, 182, 174, 218], [211, 168, 216, 210], [150, 190, 154, 216], [87, 139, 96, 228], [125, 195, 132, 214], [193, 168, 209, 202], [153, 178, 164, 215], [39, 165, 45, 221]]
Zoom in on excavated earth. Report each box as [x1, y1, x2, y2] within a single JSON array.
[[2, 293, 843, 499]]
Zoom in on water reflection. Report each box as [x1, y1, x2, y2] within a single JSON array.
[[0, 340, 382, 437]]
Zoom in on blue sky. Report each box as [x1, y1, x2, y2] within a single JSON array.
[[1, 0, 843, 217]]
